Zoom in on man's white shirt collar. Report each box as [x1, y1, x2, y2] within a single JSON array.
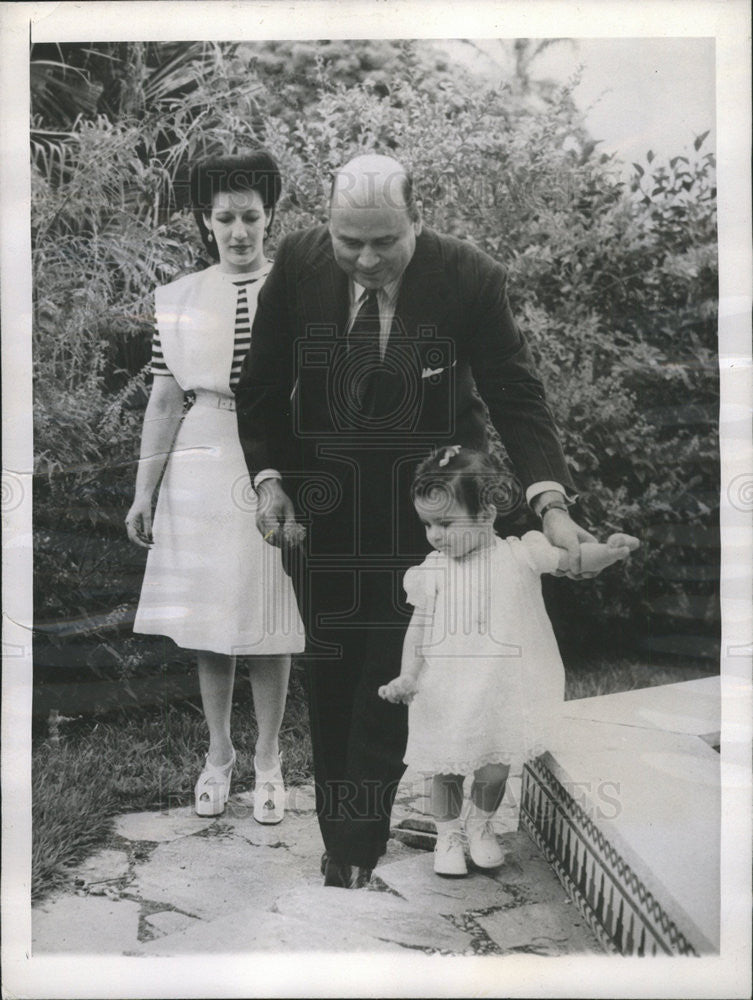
[[352, 278, 401, 307]]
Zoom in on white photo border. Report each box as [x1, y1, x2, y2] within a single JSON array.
[[2, 1, 750, 997]]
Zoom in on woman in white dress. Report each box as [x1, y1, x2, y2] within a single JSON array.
[[126, 151, 304, 823]]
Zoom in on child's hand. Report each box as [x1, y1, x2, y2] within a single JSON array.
[[607, 532, 640, 554], [579, 534, 640, 575], [378, 676, 419, 704]]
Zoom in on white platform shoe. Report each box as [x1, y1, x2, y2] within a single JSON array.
[[253, 754, 285, 825], [194, 749, 236, 817]]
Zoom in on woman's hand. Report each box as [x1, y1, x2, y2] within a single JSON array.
[[378, 676, 419, 704], [125, 496, 154, 548]]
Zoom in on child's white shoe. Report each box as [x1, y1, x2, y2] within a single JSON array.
[[465, 817, 505, 869], [434, 830, 468, 877]]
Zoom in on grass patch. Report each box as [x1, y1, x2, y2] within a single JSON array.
[[33, 741, 123, 901], [564, 656, 713, 700]]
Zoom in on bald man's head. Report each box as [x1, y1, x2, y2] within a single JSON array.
[[330, 154, 420, 223], [328, 154, 422, 289]]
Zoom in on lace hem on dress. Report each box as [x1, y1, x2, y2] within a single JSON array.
[[406, 745, 546, 776]]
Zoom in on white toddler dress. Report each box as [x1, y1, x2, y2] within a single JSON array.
[[403, 532, 565, 775], [133, 263, 305, 657]]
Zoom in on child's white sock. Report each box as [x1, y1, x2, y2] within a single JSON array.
[[465, 801, 505, 868], [433, 815, 468, 875], [465, 801, 495, 827], [435, 816, 463, 837]]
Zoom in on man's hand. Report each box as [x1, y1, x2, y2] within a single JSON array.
[[542, 508, 597, 578], [378, 676, 419, 704], [255, 478, 297, 548]]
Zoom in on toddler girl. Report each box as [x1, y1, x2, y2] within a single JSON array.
[[379, 446, 638, 877]]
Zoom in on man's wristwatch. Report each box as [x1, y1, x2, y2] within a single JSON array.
[[538, 500, 569, 518]]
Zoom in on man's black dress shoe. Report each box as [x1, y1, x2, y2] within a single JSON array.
[[352, 866, 372, 889], [321, 851, 373, 888], [323, 856, 353, 888]]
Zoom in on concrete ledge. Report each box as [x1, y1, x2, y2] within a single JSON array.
[[520, 677, 720, 956], [561, 677, 721, 746]]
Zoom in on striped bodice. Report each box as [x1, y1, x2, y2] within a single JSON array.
[[150, 264, 271, 389], [227, 276, 257, 389]]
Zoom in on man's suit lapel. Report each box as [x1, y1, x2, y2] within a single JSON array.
[[393, 230, 450, 364], [373, 231, 451, 428], [299, 230, 350, 336]]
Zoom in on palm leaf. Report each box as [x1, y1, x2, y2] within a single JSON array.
[[31, 59, 103, 126]]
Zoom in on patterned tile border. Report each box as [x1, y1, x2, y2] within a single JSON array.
[[520, 754, 701, 956]]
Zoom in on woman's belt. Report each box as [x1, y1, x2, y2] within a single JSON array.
[[192, 389, 236, 411]]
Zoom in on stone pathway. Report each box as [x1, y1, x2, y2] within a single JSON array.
[[32, 769, 602, 957]]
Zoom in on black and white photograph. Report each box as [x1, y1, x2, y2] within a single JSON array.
[[2, 1, 750, 997]]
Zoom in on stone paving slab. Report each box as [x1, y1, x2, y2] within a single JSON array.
[[32, 894, 141, 954], [127, 833, 312, 922], [272, 885, 475, 953], [490, 832, 574, 906], [71, 847, 130, 888], [143, 909, 199, 939], [114, 805, 214, 843], [223, 792, 325, 859], [476, 900, 600, 955], [377, 852, 514, 916], [139, 904, 402, 954]]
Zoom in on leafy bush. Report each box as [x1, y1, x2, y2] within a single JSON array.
[[31, 41, 718, 672]]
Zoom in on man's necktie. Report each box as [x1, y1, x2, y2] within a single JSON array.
[[346, 289, 381, 413]]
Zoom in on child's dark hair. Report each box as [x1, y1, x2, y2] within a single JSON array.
[[411, 446, 520, 517], [190, 149, 282, 261]]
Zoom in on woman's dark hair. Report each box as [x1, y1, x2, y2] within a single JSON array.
[[190, 150, 282, 260], [411, 446, 521, 518]]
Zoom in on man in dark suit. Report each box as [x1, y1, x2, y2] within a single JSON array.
[[236, 154, 594, 888]]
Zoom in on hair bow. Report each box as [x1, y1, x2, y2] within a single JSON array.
[[438, 445, 462, 467]]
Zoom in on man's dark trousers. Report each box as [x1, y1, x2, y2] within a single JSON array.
[[291, 414, 430, 871]]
